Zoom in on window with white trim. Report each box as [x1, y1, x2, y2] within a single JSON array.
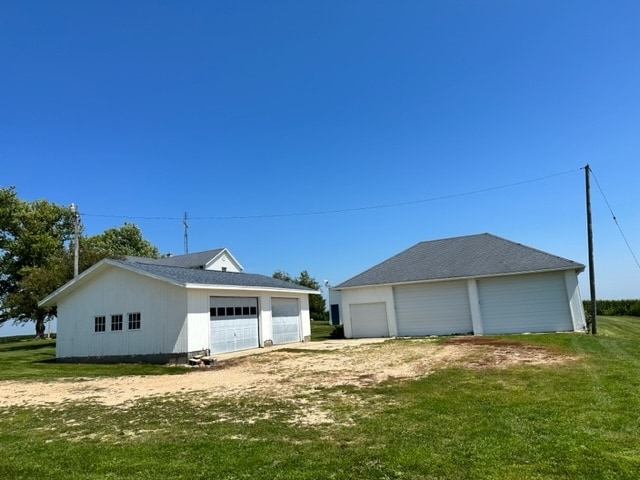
[[128, 312, 141, 330], [94, 316, 106, 333], [111, 314, 123, 331]]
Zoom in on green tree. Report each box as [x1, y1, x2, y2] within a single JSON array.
[[84, 222, 160, 258], [0, 187, 75, 336], [0, 187, 160, 337], [272, 270, 327, 321]]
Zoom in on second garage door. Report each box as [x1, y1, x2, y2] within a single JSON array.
[[210, 297, 259, 354], [272, 297, 301, 345], [478, 272, 572, 334], [394, 281, 473, 336]]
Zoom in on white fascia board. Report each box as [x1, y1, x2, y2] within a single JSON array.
[[38, 259, 186, 307], [184, 283, 319, 295], [334, 267, 583, 291]]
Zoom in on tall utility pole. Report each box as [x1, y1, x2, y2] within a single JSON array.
[[70, 203, 80, 277], [585, 165, 597, 334]]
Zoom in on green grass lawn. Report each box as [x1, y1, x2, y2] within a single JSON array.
[[310, 319, 339, 340], [0, 337, 187, 381], [1, 317, 640, 479]]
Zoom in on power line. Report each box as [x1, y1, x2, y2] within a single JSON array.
[[589, 167, 640, 271], [82, 167, 581, 222]]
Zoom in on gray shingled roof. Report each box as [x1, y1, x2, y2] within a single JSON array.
[[117, 260, 315, 291], [125, 249, 224, 269], [336, 233, 584, 289]]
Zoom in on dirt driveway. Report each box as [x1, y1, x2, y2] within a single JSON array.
[[0, 337, 575, 410]]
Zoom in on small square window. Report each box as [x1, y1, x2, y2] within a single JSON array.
[[111, 314, 123, 331], [94, 316, 106, 333], [128, 312, 141, 330], [242, 306, 250, 315], [235, 306, 242, 315], [217, 307, 225, 316], [226, 307, 234, 316], [210, 308, 216, 317], [250, 306, 257, 316]]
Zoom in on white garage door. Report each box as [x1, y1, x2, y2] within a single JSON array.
[[210, 297, 259, 354], [272, 297, 301, 345], [350, 302, 389, 338], [395, 281, 473, 336], [478, 273, 572, 334]]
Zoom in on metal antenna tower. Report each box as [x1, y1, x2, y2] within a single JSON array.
[[183, 212, 189, 254]]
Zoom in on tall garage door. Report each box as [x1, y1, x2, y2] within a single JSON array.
[[478, 273, 572, 334], [272, 298, 301, 345], [210, 297, 259, 354], [350, 302, 389, 338], [395, 281, 473, 336]]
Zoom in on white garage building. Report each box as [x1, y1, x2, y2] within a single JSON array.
[[332, 234, 586, 338], [39, 249, 316, 362]]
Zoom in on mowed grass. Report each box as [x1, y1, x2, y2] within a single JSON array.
[[0, 336, 187, 381], [0, 316, 639, 479]]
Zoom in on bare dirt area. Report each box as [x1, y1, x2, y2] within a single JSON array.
[[0, 337, 578, 410]]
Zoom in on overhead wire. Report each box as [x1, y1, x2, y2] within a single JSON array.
[[589, 167, 640, 271], [81, 167, 581, 221]]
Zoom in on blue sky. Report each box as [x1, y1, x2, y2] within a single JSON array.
[[2, 1, 639, 334]]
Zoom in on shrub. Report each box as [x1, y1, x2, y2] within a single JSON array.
[[329, 325, 344, 339]]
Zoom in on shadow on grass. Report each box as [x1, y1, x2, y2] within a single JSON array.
[[0, 341, 55, 353], [35, 358, 58, 364]]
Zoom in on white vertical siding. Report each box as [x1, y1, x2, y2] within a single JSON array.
[[260, 295, 272, 346], [564, 270, 587, 331], [299, 294, 311, 340], [206, 254, 242, 272], [466, 279, 483, 335], [186, 290, 211, 353], [56, 267, 187, 359]]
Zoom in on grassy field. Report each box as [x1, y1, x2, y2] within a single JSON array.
[[1, 317, 640, 479]]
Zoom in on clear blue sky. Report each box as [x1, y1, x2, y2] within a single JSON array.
[[2, 1, 639, 334]]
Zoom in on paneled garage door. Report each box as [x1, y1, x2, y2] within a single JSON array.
[[350, 302, 389, 338], [394, 281, 473, 336], [272, 297, 301, 345], [478, 273, 572, 334], [210, 297, 259, 354]]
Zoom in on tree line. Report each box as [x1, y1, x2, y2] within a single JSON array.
[[583, 299, 640, 317]]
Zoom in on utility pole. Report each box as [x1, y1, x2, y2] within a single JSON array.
[[70, 203, 80, 277], [585, 165, 597, 334]]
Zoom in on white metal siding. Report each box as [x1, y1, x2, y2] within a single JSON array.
[[478, 272, 572, 334], [271, 297, 301, 344], [210, 297, 259, 354], [186, 291, 211, 353], [56, 268, 187, 359], [394, 281, 473, 336], [350, 302, 389, 338]]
